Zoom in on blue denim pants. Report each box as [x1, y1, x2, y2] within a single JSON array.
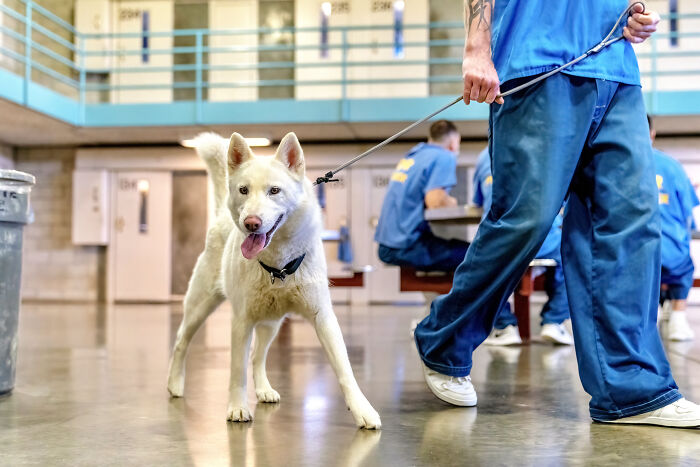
[[414, 73, 681, 421], [493, 264, 570, 329], [378, 232, 470, 271], [660, 255, 695, 302]]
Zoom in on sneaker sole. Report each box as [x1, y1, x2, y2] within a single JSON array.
[[598, 417, 700, 428], [668, 334, 694, 342], [483, 337, 522, 346], [540, 333, 573, 346]]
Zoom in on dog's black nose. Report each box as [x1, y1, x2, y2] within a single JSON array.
[[244, 216, 262, 232]]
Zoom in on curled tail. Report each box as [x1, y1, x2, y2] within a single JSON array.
[[193, 132, 228, 214]]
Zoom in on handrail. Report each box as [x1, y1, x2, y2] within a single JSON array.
[[0, 0, 699, 123], [86, 58, 465, 75], [80, 39, 464, 57], [79, 22, 464, 40], [16, 0, 78, 35]]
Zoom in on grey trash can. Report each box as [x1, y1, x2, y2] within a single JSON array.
[[0, 169, 35, 395]]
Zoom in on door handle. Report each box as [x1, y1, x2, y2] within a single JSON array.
[[115, 216, 125, 233], [369, 216, 378, 228]]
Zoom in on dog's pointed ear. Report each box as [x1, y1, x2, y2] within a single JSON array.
[[275, 132, 305, 177], [227, 133, 253, 172]]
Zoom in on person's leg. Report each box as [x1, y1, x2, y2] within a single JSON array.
[[422, 235, 470, 271], [378, 234, 469, 271], [414, 73, 594, 377], [539, 264, 574, 345], [665, 256, 695, 341], [493, 301, 517, 329], [562, 80, 681, 422], [540, 265, 570, 325]]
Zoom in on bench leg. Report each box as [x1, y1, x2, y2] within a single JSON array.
[[514, 270, 532, 341]]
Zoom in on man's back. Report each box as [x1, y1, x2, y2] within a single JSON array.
[[375, 143, 456, 249], [654, 149, 699, 269]]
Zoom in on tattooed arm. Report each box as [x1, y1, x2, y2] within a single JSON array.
[[462, 0, 503, 105]]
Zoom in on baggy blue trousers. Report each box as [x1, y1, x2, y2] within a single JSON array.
[[414, 73, 681, 420]]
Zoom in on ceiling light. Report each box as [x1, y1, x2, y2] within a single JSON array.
[[180, 137, 271, 148]]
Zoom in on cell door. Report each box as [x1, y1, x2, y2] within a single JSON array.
[[111, 171, 172, 302]]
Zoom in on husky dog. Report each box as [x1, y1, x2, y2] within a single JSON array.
[[167, 132, 381, 429]]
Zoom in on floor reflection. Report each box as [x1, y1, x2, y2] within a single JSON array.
[[0, 301, 698, 466]]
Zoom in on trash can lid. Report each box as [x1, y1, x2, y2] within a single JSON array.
[[0, 169, 35, 185]]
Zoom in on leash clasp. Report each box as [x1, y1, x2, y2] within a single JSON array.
[[315, 171, 339, 186], [270, 270, 287, 285]]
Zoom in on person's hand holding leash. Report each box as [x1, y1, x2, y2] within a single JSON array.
[[624, 3, 660, 43], [463, 52, 504, 105], [461, 0, 503, 105]]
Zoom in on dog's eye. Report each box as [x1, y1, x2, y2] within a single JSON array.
[[269, 186, 281, 195], [239, 186, 248, 195]]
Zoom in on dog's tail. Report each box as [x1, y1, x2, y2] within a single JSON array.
[[193, 132, 228, 213]]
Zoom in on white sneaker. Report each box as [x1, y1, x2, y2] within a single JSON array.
[[483, 325, 522, 346], [600, 398, 700, 428], [419, 360, 477, 407], [659, 300, 672, 322], [668, 312, 695, 341], [540, 323, 574, 346]]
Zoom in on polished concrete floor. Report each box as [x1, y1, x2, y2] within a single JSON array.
[[2, 299, 700, 466]]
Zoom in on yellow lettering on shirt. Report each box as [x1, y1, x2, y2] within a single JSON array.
[[391, 172, 408, 183], [396, 158, 415, 172], [659, 193, 669, 205], [485, 175, 493, 186], [656, 175, 663, 190]]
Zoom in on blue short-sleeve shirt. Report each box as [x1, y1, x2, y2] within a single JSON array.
[[491, 0, 641, 86], [375, 143, 457, 249], [654, 149, 700, 270], [473, 148, 562, 262]]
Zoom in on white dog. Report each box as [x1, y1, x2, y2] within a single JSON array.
[[167, 132, 381, 429]]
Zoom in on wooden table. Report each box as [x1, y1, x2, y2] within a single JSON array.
[[425, 205, 484, 224]]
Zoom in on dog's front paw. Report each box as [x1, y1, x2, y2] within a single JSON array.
[[167, 374, 185, 398], [227, 405, 253, 422], [350, 405, 382, 430], [256, 387, 280, 403]]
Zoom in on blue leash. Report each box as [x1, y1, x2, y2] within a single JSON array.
[[314, 1, 645, 186]]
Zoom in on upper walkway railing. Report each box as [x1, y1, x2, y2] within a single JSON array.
[[0, 0, 699, 127]]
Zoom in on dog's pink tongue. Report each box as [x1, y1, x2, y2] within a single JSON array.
[[241, 233, 266, 259]]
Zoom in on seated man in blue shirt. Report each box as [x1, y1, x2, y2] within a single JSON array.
[[650, 115, 699, 341], [376, 120, 469, 271], [473, 148, 573, 346]]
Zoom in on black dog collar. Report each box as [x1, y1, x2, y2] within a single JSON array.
[[259, 254, 306, 284]]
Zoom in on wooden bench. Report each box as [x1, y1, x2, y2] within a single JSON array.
[[329, 265, 374, 287], [400, 259, 557, 341]]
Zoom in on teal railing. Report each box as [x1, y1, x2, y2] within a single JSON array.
[[0, 0, 699, 127]]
